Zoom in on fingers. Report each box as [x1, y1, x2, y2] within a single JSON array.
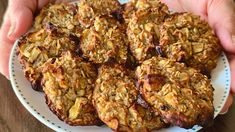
[[228, 55, 235, 94], [160, 0, 208, 20], [0, 14, 11, 43], [38, 0, 53, 9], [7, 9, 33, 41], [7, 0, 36, 41], [220, 93, 234, 114], [160, 0, 185, 12], [54, 0, 82, 4], [0, 0, 36, 78], [208, 0, 235, 114], [207, 0, 235, 54], [0, 36, 13, 79], [0, 16, 13, 79]]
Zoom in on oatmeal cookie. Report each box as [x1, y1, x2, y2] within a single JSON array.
[[34, 3, 82, 37], [93, 64, 166, 131], [122, 1, 136, 23], [126, 103, 167, 132], [80, 16, 128, 64], [41, 51, 101, 126], [17, 28, 78, 91], [160, 13, 222, 74], [123, 0, 167, 23], [77, 0, 122, 27], [127, 1, 169, 62], [136, 56, 214, 128]]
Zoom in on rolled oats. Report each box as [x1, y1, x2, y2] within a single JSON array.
[[136, 56, 214, 128], [93, 64, 166, 131], [77, 0, 122, 27], [17, 28, 78, 91], [80, 16, 127, 64], [34, 3, 82, 37], [160, 13, 221, 74], [127, 0, 169, 62], [41, 51, 101, 125]]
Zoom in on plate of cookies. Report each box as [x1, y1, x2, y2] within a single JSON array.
[[9, 0, 231, 132]]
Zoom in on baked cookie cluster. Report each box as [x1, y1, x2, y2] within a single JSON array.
[[17, 0, 221, 131]]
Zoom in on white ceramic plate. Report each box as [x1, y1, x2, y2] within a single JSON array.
[[9, 1, 231, 132], [9, 40, 231, 132]]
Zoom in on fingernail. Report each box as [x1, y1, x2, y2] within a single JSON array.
[[219, 109, 229, 115], [7, 22, 15, 38], [232, 35, 235, 46]]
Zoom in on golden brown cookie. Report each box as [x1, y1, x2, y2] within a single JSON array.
[[34, 3, 82, 37], [77, 0, 122, 27], [123, 0, 167, 23], [17, 28, 78, 91], [41, 51, 102, 126], [122, 0, 136, 23], [93, 64, 166, 131], [127, 1, 169, 62], [80, 16, 128, 64], [160, 13, 222, 74], [136, 56, 214, 128]]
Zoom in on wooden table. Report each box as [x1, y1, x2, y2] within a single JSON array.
[[0, 0, 235, 132]]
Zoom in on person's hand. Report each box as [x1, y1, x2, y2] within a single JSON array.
[[160, 0, 235, 113], [0, 0, 54, 79]]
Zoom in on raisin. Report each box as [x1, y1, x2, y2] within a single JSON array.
[[160, 105, 169, 111], [31, 80, 43, 92]]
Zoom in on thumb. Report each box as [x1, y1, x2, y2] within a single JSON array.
[[207, 0, 235, 54], [7, 5, 34, 41], [0, 37, 12, 79], [228, 55, 235, 94], [220, 93, 233, 114], [0, 0, 36, 78], [0, 16, 13, 79]]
